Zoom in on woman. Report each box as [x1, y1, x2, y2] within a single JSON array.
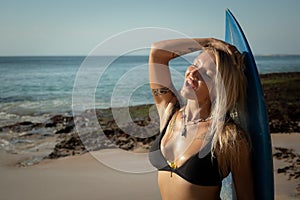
[[148, 38, 254, 200]]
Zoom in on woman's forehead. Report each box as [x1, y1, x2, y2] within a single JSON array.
[[192, 51, 216, 73], [193, 51, 216, 66]]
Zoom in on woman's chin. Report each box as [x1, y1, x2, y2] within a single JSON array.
[[180, 88, 197, 100]]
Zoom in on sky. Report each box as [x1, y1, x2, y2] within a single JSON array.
[[1, 0, 300, 56]]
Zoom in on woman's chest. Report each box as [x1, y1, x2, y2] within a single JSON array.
[[160, 120, 211, 168]]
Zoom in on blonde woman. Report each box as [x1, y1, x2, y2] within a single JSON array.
[[149, 38, 254, 200]]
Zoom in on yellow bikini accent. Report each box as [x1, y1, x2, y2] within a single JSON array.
[[167, 160, 177, 177]]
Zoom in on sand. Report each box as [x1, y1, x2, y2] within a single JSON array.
[[0, 150, 160, 200], [272, 133, 300, 200], [0, 133, 299, 200]]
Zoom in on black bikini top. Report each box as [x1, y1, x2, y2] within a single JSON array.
[[149, 114, 222, 186]]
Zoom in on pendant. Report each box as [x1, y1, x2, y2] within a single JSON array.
[[181, 126, 187, 137]]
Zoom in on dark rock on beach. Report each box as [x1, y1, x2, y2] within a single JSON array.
[[273, 146, 300, 193], [48, 133, 86, 158], [47, 105, 159, 159], [261, 72, 300, 133], [0, 121, 44, 134]]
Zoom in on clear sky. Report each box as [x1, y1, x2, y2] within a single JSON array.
[[1, 0, 300, 56]]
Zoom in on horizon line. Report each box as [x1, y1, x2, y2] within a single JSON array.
[[1, 54, 300, 57]]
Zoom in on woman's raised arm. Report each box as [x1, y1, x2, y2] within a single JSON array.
[[148, 38, 212, 128]]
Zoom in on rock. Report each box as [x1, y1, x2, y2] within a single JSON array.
[[45, 115, 73, 127], [273, 147, 300, 180], [0, 121, 43, 133], [55, 124, 74, 134], [261, 72, 300, 133], [47, 133, 86, 159]]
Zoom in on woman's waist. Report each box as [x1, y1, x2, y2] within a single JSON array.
[[158, 171, 221, 200]]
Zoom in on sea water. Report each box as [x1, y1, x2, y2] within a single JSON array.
[[0, 55, 299, 121]]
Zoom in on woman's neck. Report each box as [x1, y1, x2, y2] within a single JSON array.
[[185, 100, 211, 121]]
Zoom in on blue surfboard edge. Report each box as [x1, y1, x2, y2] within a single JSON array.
[[224, 9, 274, 200]]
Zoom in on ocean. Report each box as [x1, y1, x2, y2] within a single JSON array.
[[0, 55, 299, 122]]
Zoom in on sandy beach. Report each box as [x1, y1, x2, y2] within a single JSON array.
[[0, 133, 298, 200], [0, 150, 161, 200]]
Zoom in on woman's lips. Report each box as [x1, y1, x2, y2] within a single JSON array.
[[185, 78, 197, 89]]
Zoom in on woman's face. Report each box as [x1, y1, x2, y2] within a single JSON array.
[[180, 51, 216, 103]]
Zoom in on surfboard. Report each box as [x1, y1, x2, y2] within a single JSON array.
[[220, 9, 274, 199]]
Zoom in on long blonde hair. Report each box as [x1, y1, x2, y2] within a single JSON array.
[[203, 47, 249, 176]]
